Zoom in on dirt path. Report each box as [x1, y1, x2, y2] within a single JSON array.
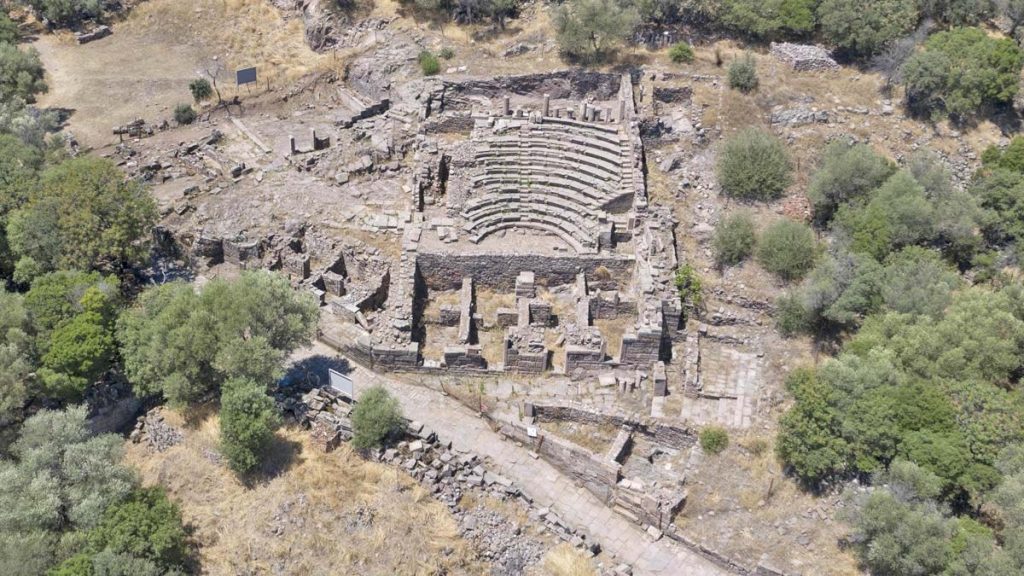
[[297, 343, 729, 576], [33, 31, 203, 148]]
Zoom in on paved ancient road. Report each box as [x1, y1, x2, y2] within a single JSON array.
[[317, 352, 729, 576]]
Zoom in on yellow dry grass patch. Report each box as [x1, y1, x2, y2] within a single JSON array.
[[542, 543, 596, 576], [130, 0, 329, 93], [124, 410, 481, 576]]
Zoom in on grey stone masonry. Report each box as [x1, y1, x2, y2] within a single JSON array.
[[223, 238, 260, 266], [653, 361, 667, 396], [529, 299, 552, 327], [322, 270, 346, 296], [605, 427, 633, 464], [438, 304, 460, 326], [515, 270, 536, 298], [495, 307, 519, 327], [503, 326, 547, 373], [458, 277, 474, 344], [444, 345, 487, 369]]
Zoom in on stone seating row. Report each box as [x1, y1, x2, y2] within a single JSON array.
[[476, 145, 623, 182], [473, 165, 616, 204], [512, 128, 625, 158], [478, 136, 625, 176], [465, 208, 596, 253], [480, 132, 626, 165], [464, 189, 599, 230], [525, 121, 626, 149], [464, 188, 600, 231], [536, 115, 623, 137]]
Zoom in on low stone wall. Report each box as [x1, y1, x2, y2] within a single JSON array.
[[532, 401, 696, 450], [417, 251, 635, 292], [589, 291, 635, 320], [618, 327, 662, 366], [497, 418, 620, 502]]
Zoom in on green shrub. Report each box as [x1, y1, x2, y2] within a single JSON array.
[[438, 47, 455, 60], [674, 263, 703, 320], [173, 104, 196, 125], [713, 211, 757, 267], [981, 145, 1003, 167], [757, 219, 817, 281], [86, 487, 189, 570], [807, 141, 895, 225], [351, 385, 405, 450], [727, 53, 758, 93], [188, 78, 213, 103], [25, 0, 102, 28], [668, 42, 694, 63], [775, 291, 810, 336], [0, 12, 19, 44], [700, 426, 729, 455], [219, 378, 280, 475], [418, 50, 441, 76], [720, 0, 816, 40], [717, 127, 792, 201]]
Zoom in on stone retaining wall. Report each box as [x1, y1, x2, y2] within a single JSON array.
[[416, 251, 635, 292], [497, 418, 620, 502]]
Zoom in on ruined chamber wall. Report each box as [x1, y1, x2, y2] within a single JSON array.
[[416, 251, 636, 292], [440, 70, 624, 110]]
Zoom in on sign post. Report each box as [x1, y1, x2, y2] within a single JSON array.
[[236, 67, 257, 94]]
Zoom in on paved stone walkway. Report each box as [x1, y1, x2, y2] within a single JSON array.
[[339, 359, 728, 576]]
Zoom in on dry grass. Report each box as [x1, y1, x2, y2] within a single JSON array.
[[541, 420, 619, 455], [34, 0, 336, 146], [422, 289, 461, 322], [123, 410, 482, 576], [476, 289, 516, 325], [130, 0, 331, 90], [677, 431, 859, 576], [542, 543, 596, 576], [592, 317, 629, 359]]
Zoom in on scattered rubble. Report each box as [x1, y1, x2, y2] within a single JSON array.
[[769, 42, 839, 72], [130, 408, 184, 452]]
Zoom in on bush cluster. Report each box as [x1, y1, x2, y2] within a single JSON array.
[[717, 128, 791, 201]]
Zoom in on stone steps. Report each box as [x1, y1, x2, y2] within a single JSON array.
[[466, 209, 595, 252], [470, 172, 610, 208]]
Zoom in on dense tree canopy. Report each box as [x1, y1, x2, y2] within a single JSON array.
[[0, 289, 34, 425], [719, 0, 815, 40], [903, 27, 1024, 120], [816, 0, 918, 58], [807, 141, 895, 225], [25, 0, 103, 28], [0, 43, 47, 103], [7, 157, 157, 281], [778, 286, 1024, 504], [117, 271, 318, 405], [553, 0, 638, 62]]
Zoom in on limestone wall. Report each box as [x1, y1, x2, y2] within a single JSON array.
[[417, 251, 635, 291], [498, 418, 620, 502]]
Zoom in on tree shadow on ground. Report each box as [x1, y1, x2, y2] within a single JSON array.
[[242, 432, 304, 487], [280, 354, 353, 391]]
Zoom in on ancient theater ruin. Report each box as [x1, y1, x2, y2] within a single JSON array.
[[323, 72, 681, 379]]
